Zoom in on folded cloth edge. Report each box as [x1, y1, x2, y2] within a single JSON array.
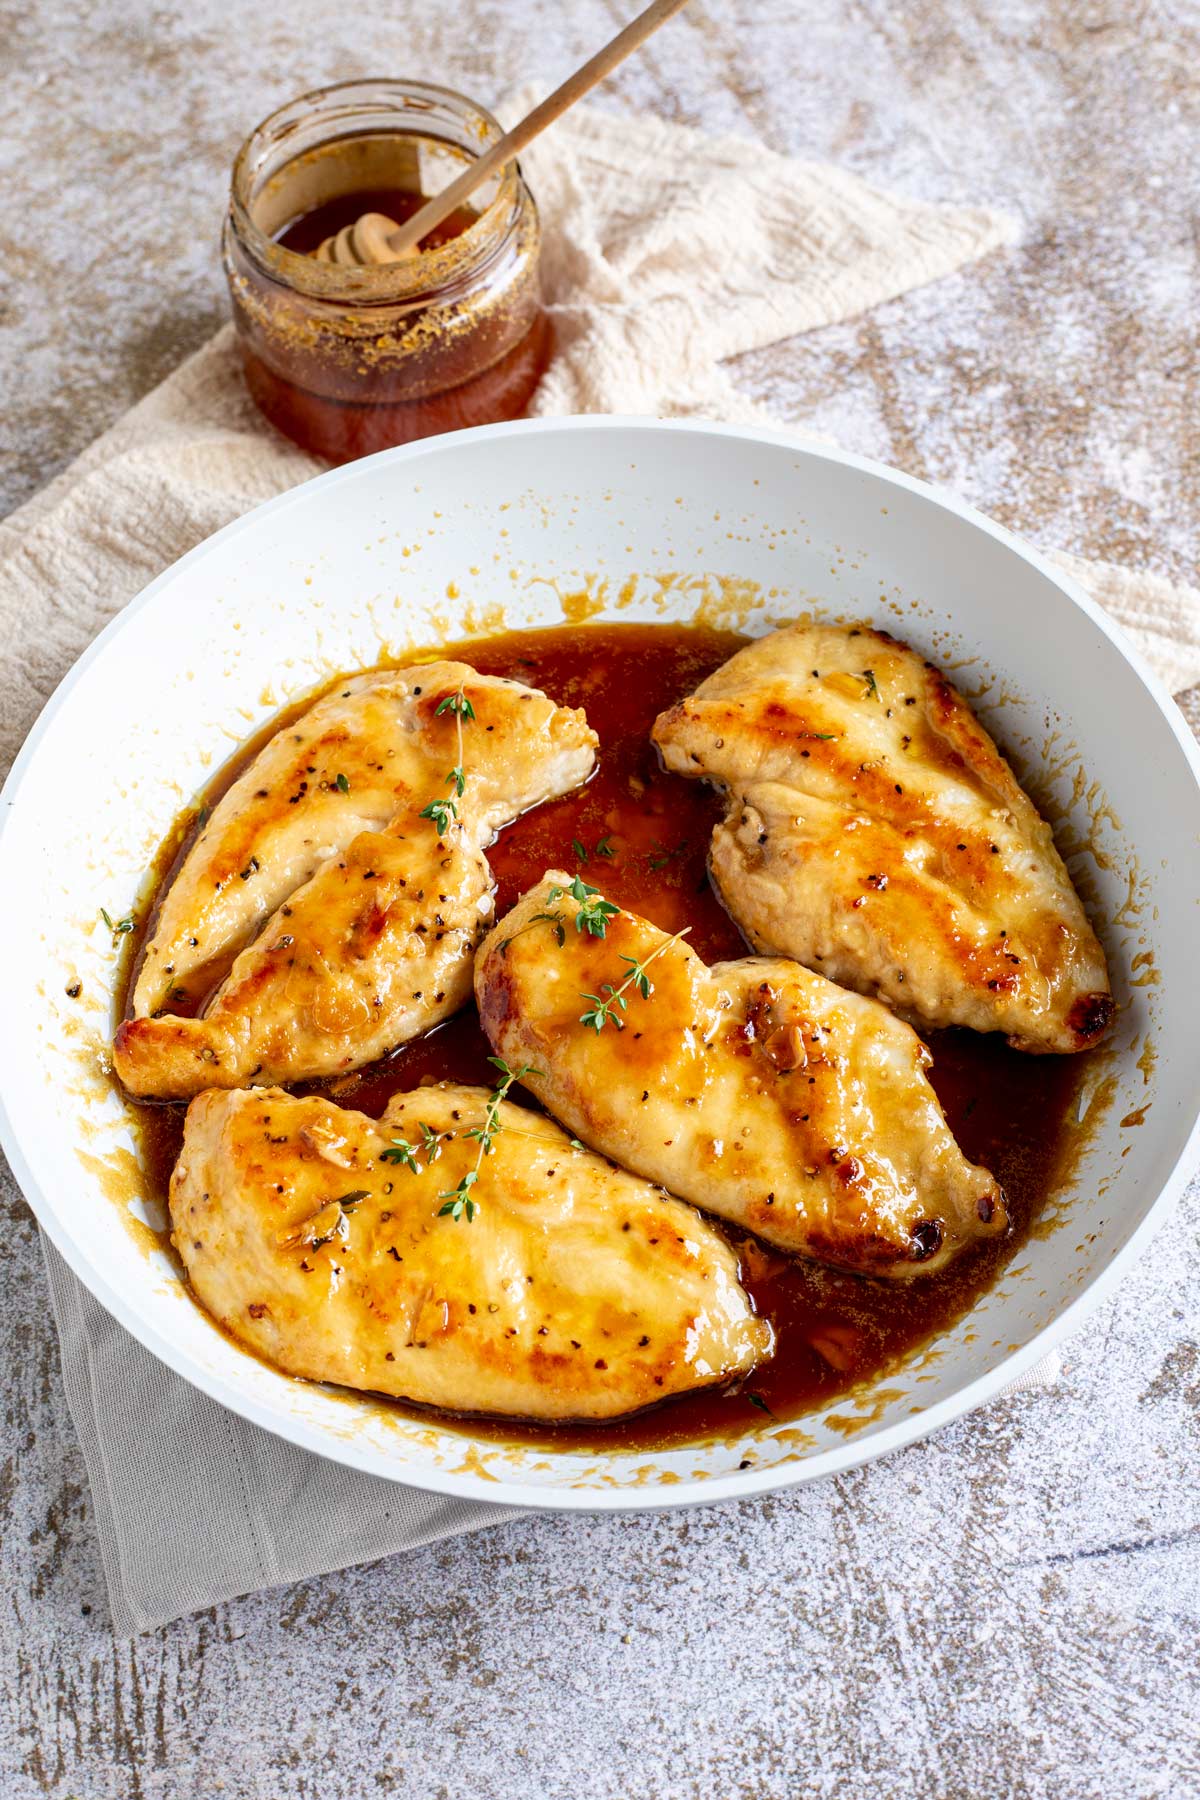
[[41, 1236, 527, 1634]]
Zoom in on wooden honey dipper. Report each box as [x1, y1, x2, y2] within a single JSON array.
[[315, 0, 692, 266]]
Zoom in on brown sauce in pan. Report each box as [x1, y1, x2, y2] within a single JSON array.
[[122, 623, 1087, 1450]]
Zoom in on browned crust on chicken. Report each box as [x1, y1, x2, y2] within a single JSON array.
[[114, 664, 597, 1097], [170, 1084, 770, 1420], [652, 622, 1113, 1053], [476, 874, 1006, 1280]]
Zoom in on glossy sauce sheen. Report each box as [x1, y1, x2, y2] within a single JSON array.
[[127, 623, 1085, 1450]]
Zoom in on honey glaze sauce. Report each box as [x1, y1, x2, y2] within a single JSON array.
[[277, 188, 477, 256], [125, 622, 1087, 1452], [238, 170, 552, 462]]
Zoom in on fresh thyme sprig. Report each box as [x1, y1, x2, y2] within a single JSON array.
[[381, 1121, 449, 1170], [436, 689, 476, 722], [419, 796, 457, 834], [499, 909, 566, 956], [437, 1056, 539, 1223], [420, 685, 475, 835], [438, 688, 474, 807], [553, 875, 619, 938], [578, 928, 691, 1033], [497, 876, 619, 957], [861, 669, 879, 701], [100, 907, 135, 943]]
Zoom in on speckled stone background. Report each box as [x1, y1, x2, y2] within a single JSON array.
[[3, 2, 1200, 1796]]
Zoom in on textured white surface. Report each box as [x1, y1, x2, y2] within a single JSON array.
[[3, 1, 1200, 1795]]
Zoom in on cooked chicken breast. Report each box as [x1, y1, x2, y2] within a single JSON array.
[[476, 875, 1005, 1279], [115, 827, 492, 1098], [115, 663, 596, 1098], [171, 1084, 770, 1420], [652, 623, 1113, 1054]]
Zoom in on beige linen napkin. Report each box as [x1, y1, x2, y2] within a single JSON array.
[[8, 99, 1198, 1635]]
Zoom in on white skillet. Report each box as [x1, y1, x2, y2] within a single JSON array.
[[1, 417, 1197, 1507]]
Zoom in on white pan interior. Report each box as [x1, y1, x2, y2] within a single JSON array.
[[1, 417, 1197, 1509]]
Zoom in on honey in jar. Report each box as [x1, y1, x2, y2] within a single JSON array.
[[223, 80, 551, 462]]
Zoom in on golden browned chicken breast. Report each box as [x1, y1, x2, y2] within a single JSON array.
[[652, 623, 1113, 1054], [171, 1082, 771, 1421], [115, 663, 596, 1098], [476, 875, 1005, 1279]]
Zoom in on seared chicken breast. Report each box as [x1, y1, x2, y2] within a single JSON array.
[[476, 875, 1005, 1279], [171, 1084, 770, 1420], [115, 663, 596, 1098], [115, 826, 491, 1099], [652, 623, 1113, 1054]]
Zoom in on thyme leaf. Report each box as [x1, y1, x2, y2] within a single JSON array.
[[578, 929, 691, 1033], [560, 834, 617, 864], [554, 875, 619, 939], [498, 910, 566, 957], [438, 1169, 479, 1224], [424, 685, 473, 833], [419, 796, 457, 835], [419, 1121, 447, 1163], [382, 1123, 451, 1170], [436, 1057, 540, 1224], [380, 1137, 420, 1172], [647, 840, 688, 872]]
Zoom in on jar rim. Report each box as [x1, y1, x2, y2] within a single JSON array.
[[227, 77, 525, 303]]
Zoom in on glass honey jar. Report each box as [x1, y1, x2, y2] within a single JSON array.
[[223, 79, 551, 462]]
